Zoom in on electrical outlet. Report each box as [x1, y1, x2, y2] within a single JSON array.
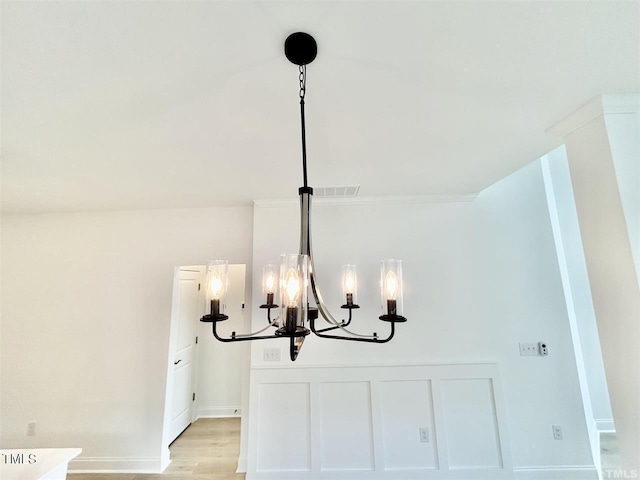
[[519, 342, 538, 356], [538, 342, 549, 356], [27, 422, 36, 436], [419, 427, 429, 443], [263, 348, 281, 362], [552, 424, 563, 440]]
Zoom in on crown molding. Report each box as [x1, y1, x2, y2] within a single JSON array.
[[546, 94, 640, 139], [253, 193, 477, 208]]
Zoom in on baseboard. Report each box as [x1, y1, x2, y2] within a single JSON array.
[[68, 456, 165, 473], [236, 455, 247, 473], [197, 406, 241, 418], [514, 465, 599, 480], [592, 427, 602, 472], [160, 447, 172, 472], [595, 419, 616, 432], [245, 469, 512, 480]]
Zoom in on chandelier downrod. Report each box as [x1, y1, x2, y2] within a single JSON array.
[[299, 67, 308, 189]]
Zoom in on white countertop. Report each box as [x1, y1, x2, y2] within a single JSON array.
[[0, 448, 82, 480]]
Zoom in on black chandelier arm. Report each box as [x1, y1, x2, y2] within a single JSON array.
[[266, 308, 277, 326], [309, 315, 396, 344], [308, 244, 381, 338], [309, 265, 363, 332], [258, 303, 279, 325], [313, 323, 345, 334], [299, 188, 383, 339], [210, 320, 279, 343], [312, 307, 355, 333]]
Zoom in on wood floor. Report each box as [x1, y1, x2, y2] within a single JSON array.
[[69, 418, 245, 480]]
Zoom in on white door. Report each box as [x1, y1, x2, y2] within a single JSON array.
[[169, 267, 203, 443]]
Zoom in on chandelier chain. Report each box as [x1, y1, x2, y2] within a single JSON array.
[[299, 65, 306, 99]]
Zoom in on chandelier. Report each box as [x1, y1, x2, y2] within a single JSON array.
[[201, 32, 407, 360]]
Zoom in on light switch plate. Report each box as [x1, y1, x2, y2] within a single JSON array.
[[264, 348, 281, 362], [519, 342, 538, 356]]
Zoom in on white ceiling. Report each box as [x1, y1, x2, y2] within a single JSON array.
[[2, 1, 639, 213]]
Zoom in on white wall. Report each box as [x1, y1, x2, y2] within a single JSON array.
[[604, 111, 640, 283], [0, 157, 606, 476], [543, 147, 613, 429], [246, 161, 595, 478], [545, 94, 640, 470], [0, 206, 253, 472], [473, 160, 593, 472]]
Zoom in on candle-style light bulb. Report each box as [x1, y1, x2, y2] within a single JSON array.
[[207, 260, 228, 317], [262, 264, 279, 307], [385, 271, 397, 300], [285, 269, 300, 307], [266, 274, 275, 293], [342, 264, 358, 306], [345, 274, 354, 293], [210, 273, 222, 300], [385, 271, 397, 315], [279, 254, 307, 335], [284, 267, 300, 333], [381, 260, 402, 318]]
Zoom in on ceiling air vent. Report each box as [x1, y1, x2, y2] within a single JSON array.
[[314, 185, 360, 198]]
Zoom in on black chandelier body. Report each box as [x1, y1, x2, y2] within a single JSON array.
[[201, 32, 407, 361]]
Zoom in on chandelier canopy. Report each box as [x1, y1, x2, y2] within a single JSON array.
[[201, 32, 407, 361]]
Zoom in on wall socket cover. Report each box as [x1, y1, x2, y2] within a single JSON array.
[[419, 427, 429, 443], [552, 424, 563, 440]]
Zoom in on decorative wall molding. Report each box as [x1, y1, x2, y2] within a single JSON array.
[[253, 194, 477, 209], [68, 456, 166, 474], [246, 363, 514, 480], [250, 361, 498, 370], [197, 406, 242, 418], [546, 94, 640, 139]]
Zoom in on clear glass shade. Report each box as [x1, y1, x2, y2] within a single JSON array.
[[342, 264, 357, 305], [380, 259, 403, 316], [206, 260, 229, 315], [279, 254, 308, 332]]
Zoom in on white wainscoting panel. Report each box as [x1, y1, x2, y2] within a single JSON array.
[[319, 381, 374, 471], [255, 382, 311, 473], [379, 379, 438, 471], [441, 378, 503, 469], [247, 363, 513, 480]]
